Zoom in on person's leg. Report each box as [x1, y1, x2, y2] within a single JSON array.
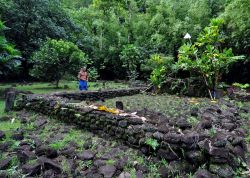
[[85, 81, 88, 90], [82, 80, 88, 90], [79, 80, 83, 91]]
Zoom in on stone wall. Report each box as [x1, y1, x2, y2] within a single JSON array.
[[230, 91, 250, 102], [15, 93, 248, 177], [51, 88, 146, 101], [160, 77, 208, 97]]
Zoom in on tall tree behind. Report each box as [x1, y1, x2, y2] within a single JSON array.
[[0, 0, 77, 58]]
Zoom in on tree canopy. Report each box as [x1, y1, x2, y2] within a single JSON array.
[[0, 0, 249, 83]]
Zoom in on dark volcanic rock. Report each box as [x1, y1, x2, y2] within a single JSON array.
[[182, 132, 200, 145], [136, 171, 144, 178], [0, 158, 12, 170], [22, 162, 41, 176], [176, 118, 192, 129], [118, 172, 131, 178], [190, 107, 199, 117], [186, 150, 205, 165], [0, 172, 7, 178], [60, 147, 76, 158], [115, 157, 128, 170], [222, 123, 236, 131], [157, 148, 179, 161], [34, 119, 47, 128], [213, 140, 227, 147], [118, 120, 128, 128], [11, 131, 24, 140], [209, 164, 234, 178], [78, 150, 95, 160], [0, 131, 6, 140], [194, 169, 217, 178], [85, 172, 103, 178], [168, 160, 196, 175], [43, 169, 58, 178], [153, 131, 164, 140], [98, 165, 117, 178], [83, 140, 93, 149], [164, 133, 182, 143], [0, 116, 12, 121], [93, 159, 107, 168], [17, 150, 36, 163], [46, 148, 58, 158], [35, 145, 58, 158], [209, 147, 229, 159], [231, 136, 244, 146], [158, 166, 169, 177], [197, 119, 212, 129], [0, 142, 11, 151], [39, 157, 62, 173]]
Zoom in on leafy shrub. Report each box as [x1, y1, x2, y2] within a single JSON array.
[[0, 20, 20, 76], [30, 39, 90, 87], [146, 54, 175, 89], [232, 83, 250, 89], [177, 18, 244, 99], [145, 138, 159, 151], [87, 67, 99, 82], [120, 44, 143, 80]]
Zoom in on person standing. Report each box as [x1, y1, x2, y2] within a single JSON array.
[[78, 67, 88, 91]]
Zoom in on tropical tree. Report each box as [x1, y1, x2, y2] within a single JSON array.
[[0, 0, 77, 58], [120, 44, 144, 80], [177, 18, 244, 99], [0, 20, 20, 77], [30, 39, 90, 87]]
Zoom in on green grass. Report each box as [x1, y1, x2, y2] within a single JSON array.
[[0, 80, 128, 94], [0, 99, 4, 116], [49, 129, 86, 150], [0, 120, 21, 132]]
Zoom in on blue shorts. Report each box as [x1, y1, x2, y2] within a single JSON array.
[[79, 80, 88, 91]]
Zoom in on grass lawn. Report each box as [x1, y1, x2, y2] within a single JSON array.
[[0, 99, 4, 116], [0, 80, 128, 94]]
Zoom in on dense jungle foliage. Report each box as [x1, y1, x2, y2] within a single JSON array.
[[0, 0, 249, 84]]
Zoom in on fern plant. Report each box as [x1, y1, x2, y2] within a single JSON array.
[[145, 138, 159, 151]]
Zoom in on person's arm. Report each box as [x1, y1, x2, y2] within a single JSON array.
[[77, 72, 81, 80], [86, 72, 89, 81]]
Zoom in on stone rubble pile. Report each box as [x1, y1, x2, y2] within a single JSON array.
[[14, 88, 248, 177]]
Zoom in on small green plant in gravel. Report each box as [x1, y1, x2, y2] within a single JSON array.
[[49, 141, 67, 150], [26, 123, 35, 131], [61, 159, 71, 176], [161, 159, 168, 167], [79, 160, 93, 169], [106, 159, 116, 165], [147, 163, 161, 178], [0, 120, 21, 132], [187, 116, 199, 126], [234, 158, 248, 177], [145, 138, 159, 151], [209, 126, 217, 137], [0, 156, 21, 177], [129, 168, 136, 178], [49, 129, 85, 150]]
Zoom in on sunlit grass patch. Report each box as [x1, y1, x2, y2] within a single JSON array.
[[0, 80, 128, 95], [49, 129, 86, 150], [0, 120, 21, 132], [0, 99, 4, 116]]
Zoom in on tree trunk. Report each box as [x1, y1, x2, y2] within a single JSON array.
[[5, 91, 16, 112]]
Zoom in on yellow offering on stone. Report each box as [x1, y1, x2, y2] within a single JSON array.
[[210, 100, 217, 103], [97, 105, 119, 114], [188, 98, 200, 105]]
